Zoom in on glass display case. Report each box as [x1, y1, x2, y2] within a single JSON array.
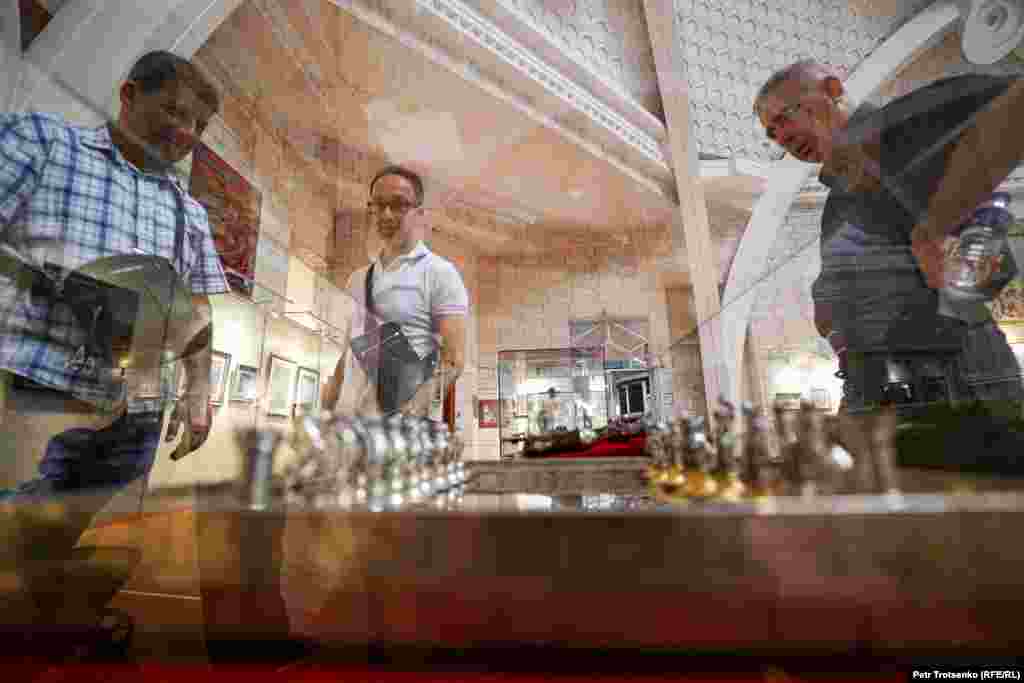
[[497, 346, 623, 458]]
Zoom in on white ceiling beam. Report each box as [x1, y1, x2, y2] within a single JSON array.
[[16, 0, 244, 119], [642, 0, 725, 413]]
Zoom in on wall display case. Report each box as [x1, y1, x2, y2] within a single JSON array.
[[266, 354, 298, 418], [497, 347, 611, 458], [295, 367, 320, 415], [209, 351, 231, 405], [231, 364, 259, 402]]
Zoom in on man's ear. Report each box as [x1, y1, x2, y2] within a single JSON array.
[[823, 76, 844, 100], [119, 81, 137, 111]]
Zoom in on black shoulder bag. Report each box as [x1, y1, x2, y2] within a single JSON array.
[[349, 264, 438, 415]]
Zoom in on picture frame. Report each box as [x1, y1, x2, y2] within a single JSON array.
[[209, 351, 231, 405], [266, 354, 298, 417], [295, 366, 320, 416], [479, 399, 499, 429], [231, 364, 259, 403], [189, 142, 262, 298], [501, 398, 516, 429]]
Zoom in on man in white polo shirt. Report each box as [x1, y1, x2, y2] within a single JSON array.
[[323, 165, 468, 417]]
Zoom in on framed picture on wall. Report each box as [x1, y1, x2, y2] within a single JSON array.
[[479, 399, 498, 429], [266, 355, 298, 417], [189, 143, 262, 298], [295, 367, 320, 416], [210, 351, 231, 405], [231, 364, 259, 402]]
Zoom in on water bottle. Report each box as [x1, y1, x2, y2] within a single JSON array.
[[944, 192, 1014, 302]]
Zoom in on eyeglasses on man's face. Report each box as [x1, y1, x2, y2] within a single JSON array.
[[367, 198, 418, 215], [763, 102, 803, 142]]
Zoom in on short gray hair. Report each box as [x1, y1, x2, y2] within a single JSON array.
[[753, 60, 841, 114]]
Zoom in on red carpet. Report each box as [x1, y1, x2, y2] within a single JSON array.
[[528, 434, 647, 459], [11, 663, 904, 682]]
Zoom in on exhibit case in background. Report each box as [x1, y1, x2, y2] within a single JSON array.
[[497, 347, 623, 457]]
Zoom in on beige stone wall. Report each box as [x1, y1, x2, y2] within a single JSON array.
[[473, 245, 675, 459]]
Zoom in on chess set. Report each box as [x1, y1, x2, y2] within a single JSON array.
[[644, 397, 899, 504], [278, 413, 469, 511]]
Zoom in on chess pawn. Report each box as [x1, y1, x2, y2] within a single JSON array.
[[794, 401, 831, 496], [729, 401, 756, 497], [385, 414, 414, 504], [427, 421, 450, 493], [773, 400, 803, 494], [644, 421, 667, 484], [867, 406, 901, 495], [742, 404, 779, 497], [657, 417, 685, 493], [712, 398, 745, 500], [335, 417, 366, 505], [667, 416, 685, 465], [683, 415, 718, 499], [362, 417, 394, 510], [413, 419, 437, 498]]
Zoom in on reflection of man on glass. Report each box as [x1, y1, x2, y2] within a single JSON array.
[[538, 387, 559, 433], [754, 61, 1024, 470], [323, 166, 468, 417], [0, 52, 229, 627]]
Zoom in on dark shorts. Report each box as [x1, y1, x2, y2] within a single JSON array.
[[842, 319, 1024, 416], [1, 375, 163, 500]]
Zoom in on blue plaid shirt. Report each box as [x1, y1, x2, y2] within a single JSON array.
[[0, 113, 229, 409]]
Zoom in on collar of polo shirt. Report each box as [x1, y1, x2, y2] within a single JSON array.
[[377, 240, 430, 270]]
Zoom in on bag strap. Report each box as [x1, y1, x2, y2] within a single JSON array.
[[364, 262, 377, 322]]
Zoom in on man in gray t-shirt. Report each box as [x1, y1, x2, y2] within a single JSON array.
[[755, 60, 1024, 469], [322, 165, 468, 417]]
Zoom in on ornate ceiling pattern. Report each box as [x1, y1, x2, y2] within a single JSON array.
[[486, 0, 663, 117], [674, 0, 935, 161]]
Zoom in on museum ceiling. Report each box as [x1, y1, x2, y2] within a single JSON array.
[[192, 0, 935, 267]]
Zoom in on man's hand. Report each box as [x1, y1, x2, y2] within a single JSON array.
[[912, 227, 1004, 291], [167, 399, 213, 459], [826, 329, 849, 379], [910, 228, 955, 290]]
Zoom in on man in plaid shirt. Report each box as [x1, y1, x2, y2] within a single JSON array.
[[1, 51, 229, 614]]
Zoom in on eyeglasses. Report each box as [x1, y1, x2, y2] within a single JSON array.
[[764, 102, 803, 141], [367, 199, 418, 215]]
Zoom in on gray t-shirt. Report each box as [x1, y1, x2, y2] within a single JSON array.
[[811, 74, 1018, 351], [347, 241, 469, 359]]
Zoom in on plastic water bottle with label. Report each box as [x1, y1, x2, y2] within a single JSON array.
[[944, 192, 1014, 302]]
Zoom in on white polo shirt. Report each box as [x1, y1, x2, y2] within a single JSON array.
[[346, 241, 468, 359]]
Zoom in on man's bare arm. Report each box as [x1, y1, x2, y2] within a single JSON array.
[[321, 334, 351, 413], [175, 294, 214, 454], [436, 314, 466, 386]]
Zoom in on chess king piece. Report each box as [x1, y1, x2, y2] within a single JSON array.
[[742, 404, 782, 497], [712, 397, 746, 501]]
